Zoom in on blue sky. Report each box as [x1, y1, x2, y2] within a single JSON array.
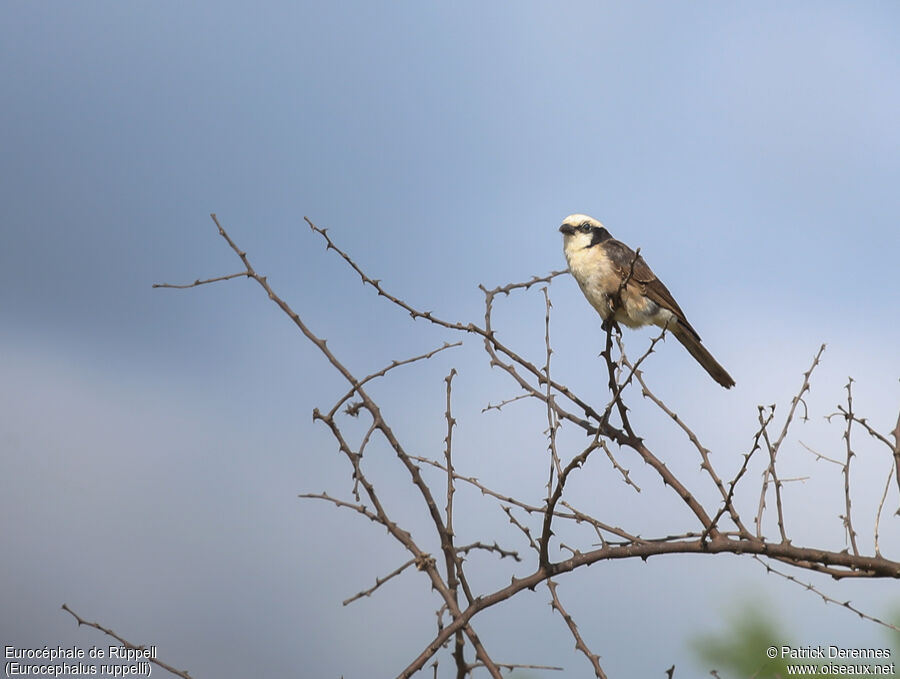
[[2, 2, 899, 677]]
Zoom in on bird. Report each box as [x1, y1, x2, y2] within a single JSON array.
[[559, 213, 735, 389]]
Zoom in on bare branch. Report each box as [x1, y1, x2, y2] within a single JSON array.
[[343, 558, 418, 606], [875, 464, 894, 557], [502, 506, 540, 553], [753, 556, 900, 632], [299, 491, 383, 524], [598, 438, 641, 492], [329, 341, 463, 419], [442, 368, 467, 679], [756, 346, 826, 543], [152, 271, 249, 289], [444, 368, 458, 549], [482, 393, 531, 413], [307, 215, 604, 434], [61, 604, 192, 679], [893, 407, 900, 512], [455, 541, 522, 562], [601, 329, 718, 535], [833, 400, 900, 517], [707, 405, 776, 543], [467, 661, 564, 673], [839, 379, 860, 555], [541, 438, 602, 566], [771, 344, 827, 455], [760, 425, 789, 544], [800, 440, 844, 467], [547, 579, 608, 678], [543, 287, 563, 503], [158, 216, 900, 677], [632, 363, 748, 537]]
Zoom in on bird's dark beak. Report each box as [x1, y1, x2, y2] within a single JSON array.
[[559, 224, 575, 235]]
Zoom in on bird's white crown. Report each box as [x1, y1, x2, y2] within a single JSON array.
[[561, 214, 603, 229]]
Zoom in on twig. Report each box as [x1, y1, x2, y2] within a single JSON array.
[[442, 368, 467, 679], [328, 341, 463, 419], [893, 407, 900, 513], [600, 332, 718, 535], [757, 346, 826, 542], [352, 420, 378, 499], [833, 403, 900, 518], [547, 580, 607, 678], [838, 379, 860, 555], [152, 272, 248, 289], [760, 426, 789, 544], [753, 556, 900, 632], [800, 440, 844, 466], [543, 287, 563, 502], [455, 541, 522, 562], [558, 500, 642, 545], [467, 662, 564, 672], [444, 367, 458, 556], [343, 558, 418, 605], [832, 402, 900, 518], [502, 506, 539, 553], [632, 363, 747, 536], [61, 604, 192, 679], [541, 438, 601, 566], [163, 216, 499, 678], [707, 405, 776, 543], [308, 216, 605, 438], [482, 393, 531, 413], [874, 467, 893, 558], [598, 438, 641, 492], [605, 326, 667, 427], [299, 491, 383, 524]]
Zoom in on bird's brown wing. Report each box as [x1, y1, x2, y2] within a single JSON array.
[[604, 238, 701, 341]]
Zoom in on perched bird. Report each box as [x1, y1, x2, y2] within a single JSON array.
[[559, 214, 735, 389]]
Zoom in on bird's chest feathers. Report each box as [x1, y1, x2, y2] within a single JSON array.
[[564, 244, 620, 320], [564, 242, 665, 328]]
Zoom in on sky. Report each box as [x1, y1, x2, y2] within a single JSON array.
[[1, 2, 899, 677]]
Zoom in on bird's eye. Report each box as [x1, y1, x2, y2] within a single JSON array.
[[579, 224, 591, 232]]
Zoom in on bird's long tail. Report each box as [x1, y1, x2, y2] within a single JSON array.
[[672, 326, 735, 389]]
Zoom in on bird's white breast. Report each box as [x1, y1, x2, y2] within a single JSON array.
[[562, 233, 678, 330], [562, 235, 616, 320]]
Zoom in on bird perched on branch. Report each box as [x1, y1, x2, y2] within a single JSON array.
[[559, 214, 735, 389]]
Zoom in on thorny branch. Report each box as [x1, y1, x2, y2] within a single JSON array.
[[838, 379, 860, 555], [61, 605, 192, 679], [547, 579, 607, 678], [343, 558, 419, 606], [753, 556, 900, 633], [893, 409, 900, 513], [136, 214, 900, 678]]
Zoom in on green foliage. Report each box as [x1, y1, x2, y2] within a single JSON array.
[[692, 605, 792, 678], [692, 601, 900, 679]]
